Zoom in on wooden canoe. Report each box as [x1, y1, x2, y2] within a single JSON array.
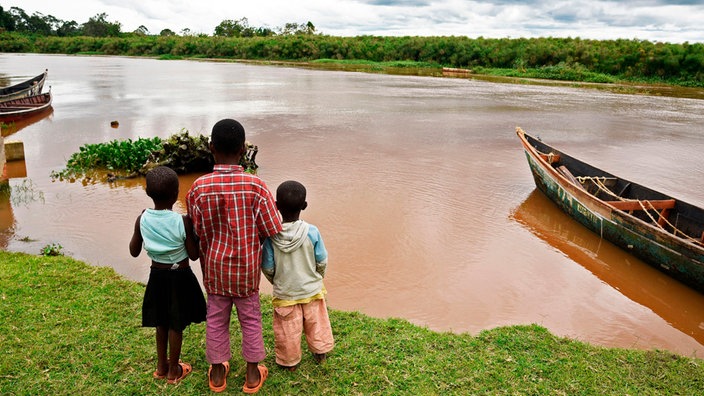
[[0, 70, 48, 102], [0, 91, 53, 123], [517, 127, 704, 292]]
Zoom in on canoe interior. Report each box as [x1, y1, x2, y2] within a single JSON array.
[[0, 71, 47, 98], [523, 132, 704, 245]]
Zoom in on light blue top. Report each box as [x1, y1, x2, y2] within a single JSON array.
[[140, 208, 188, 264]]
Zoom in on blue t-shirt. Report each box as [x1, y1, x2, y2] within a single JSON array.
[[140, 209, 188, 264]]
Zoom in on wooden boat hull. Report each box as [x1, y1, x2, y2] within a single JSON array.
[[517, 127, 704, 292], [0, 70, 47, 102], [0, 92, 53, 123]]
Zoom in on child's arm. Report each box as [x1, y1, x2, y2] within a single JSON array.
[[128, 215, 143, 258], [316, 260, 328, 277], [261, 238, 275, 283], [183, 215, 199, 261], [311, 225, 328, 277]]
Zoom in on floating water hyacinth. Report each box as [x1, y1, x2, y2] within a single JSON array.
[[50, 129, 258, 183]]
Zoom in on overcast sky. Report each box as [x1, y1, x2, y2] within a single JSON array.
[[7, 1, 703, 43]]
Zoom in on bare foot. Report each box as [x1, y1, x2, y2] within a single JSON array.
[[313, 353, 327, 364], [166, 363, 182, 382], [210, 363, 227, 387], [245, 362, 261, 388]]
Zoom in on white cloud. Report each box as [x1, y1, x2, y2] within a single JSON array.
[[5, 0, 703, 42]]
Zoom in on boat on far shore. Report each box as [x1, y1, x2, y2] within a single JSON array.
[[0, 91, 53, 123], [516, 126, 704, 293], [0, 70, 48, 103]]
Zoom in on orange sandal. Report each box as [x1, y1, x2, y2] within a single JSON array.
[[208, 361, 230, 393], [167, 362, 192, 384], [243, 365, 268, 394]]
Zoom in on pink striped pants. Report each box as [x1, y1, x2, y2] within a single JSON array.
[[206, 292, 266, 364]]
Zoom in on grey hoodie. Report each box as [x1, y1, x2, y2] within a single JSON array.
[[264, 220, 327, 301]]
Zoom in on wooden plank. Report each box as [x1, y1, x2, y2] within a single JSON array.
[[606, 199, 676, 211], [557, 165, 585, 190], [658, 209, 670, 227]]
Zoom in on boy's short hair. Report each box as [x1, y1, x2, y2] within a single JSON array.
[[211, 118, 245, 155], [276, 180, 307, 212], [145, 166, 179, 202]]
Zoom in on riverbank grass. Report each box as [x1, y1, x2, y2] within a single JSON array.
[[1, 251, 702, 394]]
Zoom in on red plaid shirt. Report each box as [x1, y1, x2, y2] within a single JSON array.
[[186, 164, 282, 297]]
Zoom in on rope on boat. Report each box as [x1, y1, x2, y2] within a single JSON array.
[[576, 176, 700, 244], [636, 200, 665, 230], [576, 176, 621, 200]]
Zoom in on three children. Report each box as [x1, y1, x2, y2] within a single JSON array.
[[130, 120, 333, 393]]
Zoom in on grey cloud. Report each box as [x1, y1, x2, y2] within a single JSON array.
[[360, 0, 432, 6]]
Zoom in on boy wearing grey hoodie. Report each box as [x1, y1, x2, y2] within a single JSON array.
[[261, 180, 334, 370]]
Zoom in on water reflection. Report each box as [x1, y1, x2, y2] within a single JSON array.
[[511, 189, 704, 346], [1, 107, 53, 137], [0, 189, 15, 249]]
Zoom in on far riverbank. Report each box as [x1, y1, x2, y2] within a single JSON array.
[[196, 57, 704, 100]]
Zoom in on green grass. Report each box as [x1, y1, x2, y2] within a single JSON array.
[[158, 54, 184, 60], [312, 59, 440, 69], [475, 64, 618, 84], [298, 59, 442, 76], [1, 251, 703, 395]]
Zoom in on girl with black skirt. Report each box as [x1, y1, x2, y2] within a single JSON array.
[[129, 166, 206, 384]]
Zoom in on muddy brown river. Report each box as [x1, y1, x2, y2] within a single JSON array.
[[2, 53, 704, 357]]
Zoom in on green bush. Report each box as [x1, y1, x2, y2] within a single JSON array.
[[51, 130, 258, 183], [140, 130, 212, 175], [50, 136, 162, 181]]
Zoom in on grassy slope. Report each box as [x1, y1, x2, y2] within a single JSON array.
[[1, 251, 702, 395]]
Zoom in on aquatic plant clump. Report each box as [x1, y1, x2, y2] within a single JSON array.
[[50, 130, 259, 183], [50, 136, 162, 181], [141, 130, 259, 175], [40, 243, 64, 256], [139, 130, 213, 175]]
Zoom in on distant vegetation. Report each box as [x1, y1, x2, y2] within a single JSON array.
[[0, 5, 313, 38], [1, 5, 703, 87]]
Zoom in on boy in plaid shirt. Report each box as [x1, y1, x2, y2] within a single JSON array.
[[187, 119, 282, 394]]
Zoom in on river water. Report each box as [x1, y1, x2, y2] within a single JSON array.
[[2, 53, 704, 357]]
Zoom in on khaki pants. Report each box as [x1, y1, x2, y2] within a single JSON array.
[[273, 298, 334, 367]]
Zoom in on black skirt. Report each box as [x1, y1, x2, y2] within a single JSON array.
[[142, 267, 207, 331]]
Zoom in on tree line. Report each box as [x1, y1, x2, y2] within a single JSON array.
[[1, 6, 702, 87], [0, 6, 314, 37]]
